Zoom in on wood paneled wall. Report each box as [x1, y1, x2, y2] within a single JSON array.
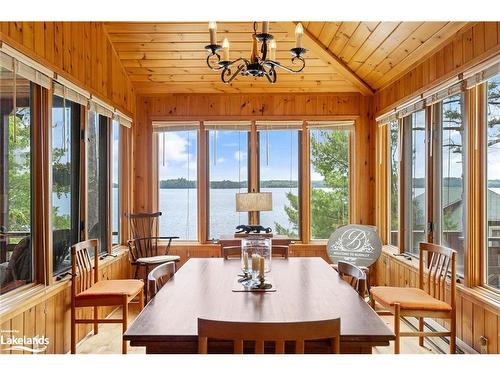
[[0, 22, 135, 115], [133, 92, 375, 228], [0, 249, 132, 354], [374, 22, 500, 115], [375, 247, 500, 354]]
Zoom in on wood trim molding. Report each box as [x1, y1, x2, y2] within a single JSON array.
[[280, 22, 374, 96]]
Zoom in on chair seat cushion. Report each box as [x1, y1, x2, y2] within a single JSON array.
[[76, 279, 144, 300], [135, 255, 180, 264], [371, 286, 452, 312]]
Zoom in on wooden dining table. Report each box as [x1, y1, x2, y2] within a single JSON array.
[[124, 257, 394, 354]]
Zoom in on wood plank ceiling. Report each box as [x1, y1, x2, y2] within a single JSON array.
[[104, 21, 469, 95]]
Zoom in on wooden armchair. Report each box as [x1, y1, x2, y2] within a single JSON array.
[[337, 261, 366, 297], [71, 239, 144, 354], [369, 242, 456, 354], [147, 261, 176, 300], [198, 318, 340, 354], [126, 212, 179, 302]]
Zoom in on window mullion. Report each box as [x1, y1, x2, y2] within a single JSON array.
[[198, 122, 207, 243], [301, 121, 310, 243], [249, 121, 258, 225]]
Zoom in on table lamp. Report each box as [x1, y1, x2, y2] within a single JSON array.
[[235, 192, 272, 226]]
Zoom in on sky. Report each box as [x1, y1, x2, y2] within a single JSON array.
[[157, 129, 322, 182]]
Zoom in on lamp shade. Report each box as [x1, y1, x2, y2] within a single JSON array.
[[235, 192, 272, 212]]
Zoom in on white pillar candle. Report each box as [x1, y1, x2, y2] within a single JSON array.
[[259, 256, 265, 278], [262, 21, 269, 34], [269, 39, 276, 61], [222, 37, 230, 61], [243, 252, 248, 271], [251, 254, 259, 272], [295, 22, 304, 49], [208, 21, 217, 45]]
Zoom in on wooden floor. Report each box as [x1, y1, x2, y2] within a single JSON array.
[[76, 304, 435, 354]]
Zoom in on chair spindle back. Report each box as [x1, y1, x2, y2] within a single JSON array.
[[337, 261, 366, 297], [198, 318, 341, 354], [127, 212, 162, 240], [128, 236, 162, 262], [147, 261, 176, 299], [419, 242, 456, 307], [71, 239, 99, 295]]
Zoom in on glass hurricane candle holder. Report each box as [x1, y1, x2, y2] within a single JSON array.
[[241, 235, 272, 273]]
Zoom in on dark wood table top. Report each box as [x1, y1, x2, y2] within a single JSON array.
[[125, 257, 394, 349]]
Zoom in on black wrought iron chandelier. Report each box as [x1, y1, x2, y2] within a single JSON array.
[[205, 21, 307, 84]]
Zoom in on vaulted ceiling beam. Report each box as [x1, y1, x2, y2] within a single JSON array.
[[280, 22, 375, 95]]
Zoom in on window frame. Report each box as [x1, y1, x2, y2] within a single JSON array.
[[153, 119, 357, 245], [308, 126, 352, 241], [156, 128, 200, 241], [50, 94, 82, 276], [206, 126, 250, 242], [256, 127, 303, 241], [431, 93, 468, 278], [0, 77, 37, 294], [85, 111, 110, 255], [401, 109, 429, 257], [483, 76, 500, 292], [380, 80, 500, 293]]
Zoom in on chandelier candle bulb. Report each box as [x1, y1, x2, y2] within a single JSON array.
[[262, 21, 269, 34], [295, 23, 304, 49], [222, 38, 230, 61], [208, 21, 217, 45], [269, 39, 276, 61], [251, 34, 258, 62]]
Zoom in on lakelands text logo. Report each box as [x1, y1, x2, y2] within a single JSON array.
[[0, 329, 49, 353]]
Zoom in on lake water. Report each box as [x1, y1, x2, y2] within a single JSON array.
[[53, 187, 500, 241], [157, 187, 299, 240]]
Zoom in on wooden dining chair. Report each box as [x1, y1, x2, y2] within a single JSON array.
[[220, 239, 290, 259], [198, 318, 341, 354], [337, 261, 366, 297], [147, 261, 176, 300], [220, 239, 241, 259], [71, 239, 144, 354], [128, 236, 180, 302], [369, 242, 457, 354]]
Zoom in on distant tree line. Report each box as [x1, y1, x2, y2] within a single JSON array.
[[159, 178, 327, 189], [411, 177, 500, 188]]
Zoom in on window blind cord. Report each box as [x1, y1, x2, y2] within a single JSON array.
[[186, 131, 190, 239], [266, 127, 269, 166], [213, 129, 217, 166], [238, 131, 241, 225], [289, 130, 293, 194], [12, 61, 17, 142], [162, 132, 165, 167], [63, 89, 67, 154]]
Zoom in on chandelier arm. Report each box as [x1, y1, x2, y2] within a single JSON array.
[[264, 66, 277, 84], [206, 53, 223, 71], [271, 56, 306, 74], [222, 64, 245, 84]]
